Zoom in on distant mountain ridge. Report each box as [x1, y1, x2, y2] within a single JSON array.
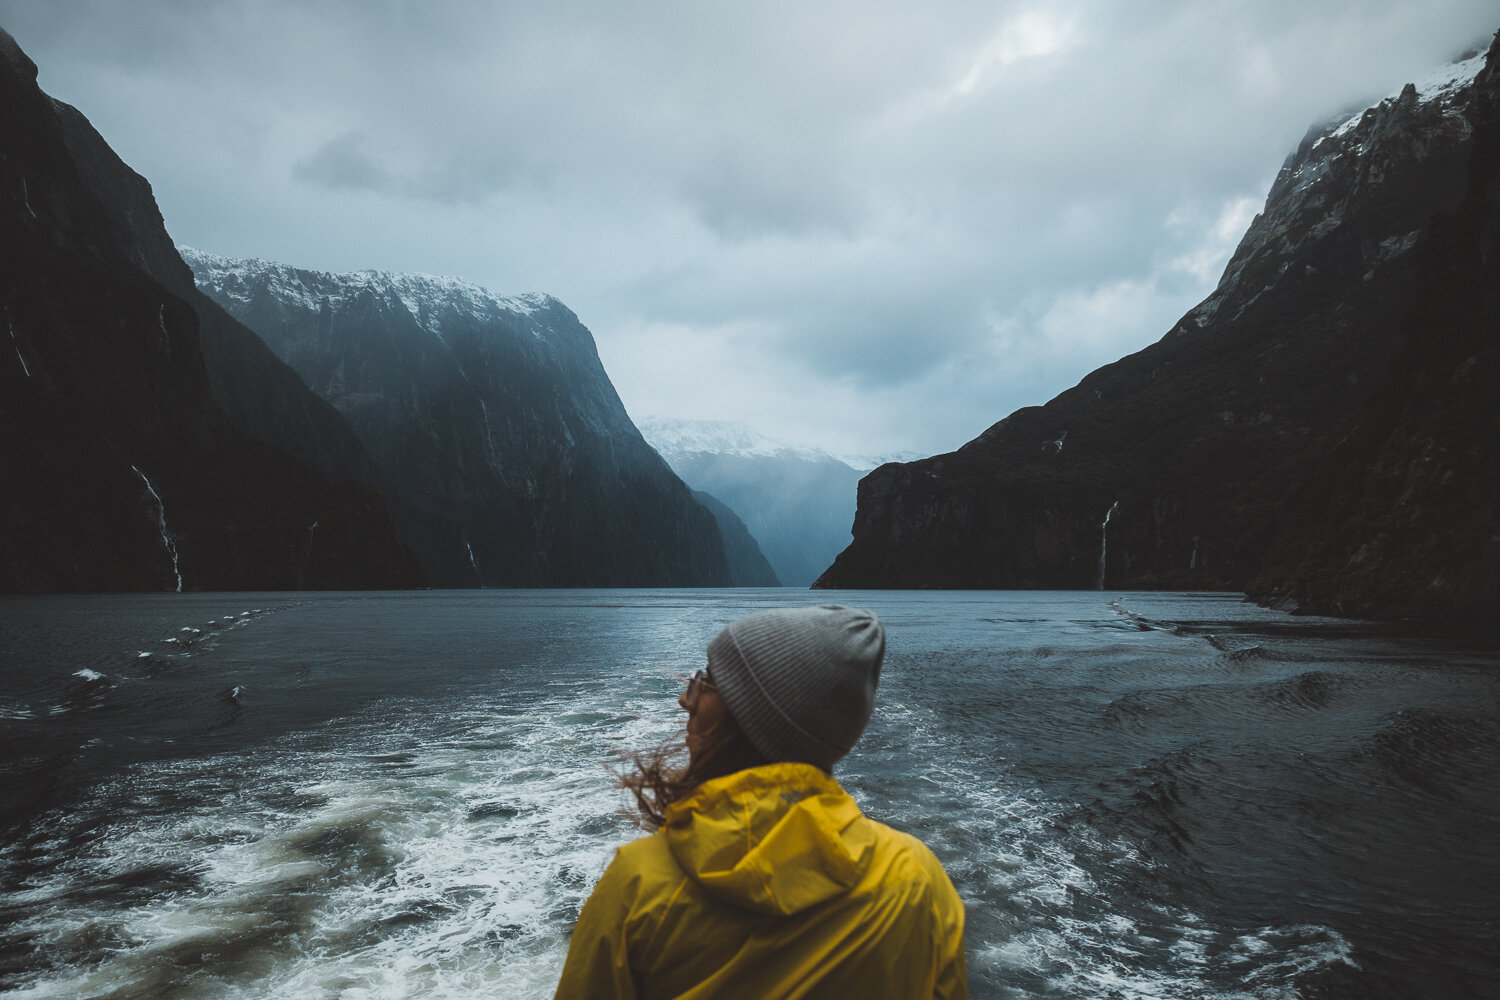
[[187, 251, 732, 588], [817, 38, 1499, 620], [640, 417, 917, 471], [185, 250, 557, 337], [641, 417, 864, 587]]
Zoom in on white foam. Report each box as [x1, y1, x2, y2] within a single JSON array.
[[0, 678, 680, 1000]]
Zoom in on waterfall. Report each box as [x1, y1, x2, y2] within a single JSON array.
[[1096, 500, 1119, 590], [463, 534, 480, 585], [9, 319, 30, 377], [131, 465, 182, 593], [479, 400, 496, 463], [22, 178, 36, 219], [158, 304, 171, 357]]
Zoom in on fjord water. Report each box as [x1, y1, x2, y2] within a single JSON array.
[[1, 591, 1496, 999]]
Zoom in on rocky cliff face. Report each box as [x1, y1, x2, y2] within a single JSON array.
[[41, 79, 372, 484], [1247, 34, 1500, 620], [0, 29, 422, 592], [818, 43, 1493, 612], [186, 252, 732, 587]]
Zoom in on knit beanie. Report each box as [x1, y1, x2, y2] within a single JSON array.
[[706, 605, 886, 771]]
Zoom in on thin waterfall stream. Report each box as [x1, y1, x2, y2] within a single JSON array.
[[130, 464, 182, 593], [1096, 500, 1119, 589]]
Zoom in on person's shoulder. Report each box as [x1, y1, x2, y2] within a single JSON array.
[[864, 819, 963, 900], [601, 831, 688, 897], [866, 818, 942, 863]]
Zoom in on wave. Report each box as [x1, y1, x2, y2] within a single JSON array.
[[1261, 670, 1349, 711], [1373, 709, 1500, 802]]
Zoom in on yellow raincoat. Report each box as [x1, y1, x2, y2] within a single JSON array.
[[554, 762, 967, 999]]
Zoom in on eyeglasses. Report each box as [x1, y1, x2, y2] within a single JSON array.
[[684, 668, 716, 710]]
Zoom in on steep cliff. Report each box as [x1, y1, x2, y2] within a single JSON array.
[[818, 43, 1492, 610], [44, 96, 373, 483], [1247, 33, 1500, 620], [186, 252, 732, 587], [0, 29, 422, 592]]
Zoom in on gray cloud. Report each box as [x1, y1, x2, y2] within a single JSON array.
[[1, 0, 1494, 456], [293, 131, 524, 205], [293, 131, 393, 193]]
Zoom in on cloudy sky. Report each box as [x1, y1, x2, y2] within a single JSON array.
[[3, 1, 1494, 459]]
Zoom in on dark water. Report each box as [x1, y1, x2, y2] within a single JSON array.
[[0, 590, 1496, 999]]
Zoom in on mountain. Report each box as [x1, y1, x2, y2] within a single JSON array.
[[639, 418, 863, 587], [0, 28, 422, 592], [41, 81, 373, 486], [690, 490, 780, 587], [1246, 35, 1500, 619], [817, 39, 1497, 621], [185, 252, 732, 588]]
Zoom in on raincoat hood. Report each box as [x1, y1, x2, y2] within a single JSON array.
[[555, 760, 968, 998], [662, 762, 877, 916]]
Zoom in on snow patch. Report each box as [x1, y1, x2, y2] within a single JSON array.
[[177, 246, 554, 341], [1320, 51, 1485, 146]]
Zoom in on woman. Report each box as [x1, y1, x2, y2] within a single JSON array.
[[554, 605, 968, 999]]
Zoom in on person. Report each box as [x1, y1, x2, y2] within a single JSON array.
[[553, 604, 968, 999]]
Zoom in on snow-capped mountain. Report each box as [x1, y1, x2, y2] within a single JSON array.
[[639, 417, 918, 472], [1171, 49, 1486, 340], [186, 250, 558, 346], [1249, 41, 1500, 619], [186, 251, 731, 587], [639, 417, 865, 587], [820, 40, 1497, 610], [639, 418, 829, 463]]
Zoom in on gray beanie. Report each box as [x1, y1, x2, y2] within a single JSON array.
[[706, 604, 885, 771]]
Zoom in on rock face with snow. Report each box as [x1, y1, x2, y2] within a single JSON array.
[[640, 418, 865, 588], [186, 253, 731, 587], [1247, 34, 1500, 620], [0, 28, 422, 592], [818, 41, 1495, 613]]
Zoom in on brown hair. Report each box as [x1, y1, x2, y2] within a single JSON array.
[[620, 710, 769, 830]]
